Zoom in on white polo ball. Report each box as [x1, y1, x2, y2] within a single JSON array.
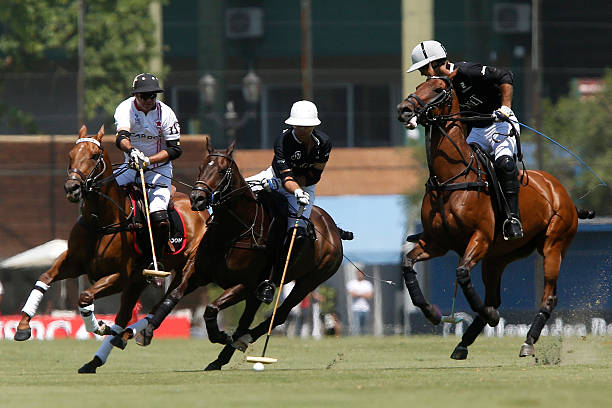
[[252, 362, 265, 371]]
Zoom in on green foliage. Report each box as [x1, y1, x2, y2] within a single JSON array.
[[0, 0, 164, 130], [539, 70, 612, 214]]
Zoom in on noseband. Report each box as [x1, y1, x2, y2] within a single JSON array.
[[67, 137, 107, 195], [193, 152, 235, 207], [403, 76, 453, 125]]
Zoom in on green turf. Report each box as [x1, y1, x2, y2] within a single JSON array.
[[1, 335, 612, 407]]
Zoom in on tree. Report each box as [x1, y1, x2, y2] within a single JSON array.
[[538, 70, 612, 215], [0, 0, 163, 131]]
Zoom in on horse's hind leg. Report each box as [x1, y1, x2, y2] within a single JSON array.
[[15, 252, 80, 341], [451, 259, 504, 360], [520, 241, 563, 357], [402, 240, 447, 325]]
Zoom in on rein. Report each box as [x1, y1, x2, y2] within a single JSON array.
[[195, 151, 266, 247], [406, 76, 487, 194], [69, 138, 135, 233]]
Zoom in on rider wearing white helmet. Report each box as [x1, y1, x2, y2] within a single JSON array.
[[114, 73, 183, 268], [407, 40, 523, 240], [246, 100, 332, 303]]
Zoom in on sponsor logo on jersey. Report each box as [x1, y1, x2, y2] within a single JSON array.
[[291, 151, 302, 160]]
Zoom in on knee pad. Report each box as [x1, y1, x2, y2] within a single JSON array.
[[150, 210, 169, 223], [494, 156, 518, 181]]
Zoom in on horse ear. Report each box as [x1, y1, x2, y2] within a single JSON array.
[[203, 135, 214, 154], [227, 139, 236, 156], [96, 125, 105, 141], [78, 125, 87, 138]]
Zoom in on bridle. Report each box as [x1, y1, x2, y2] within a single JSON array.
[[192, 151, 265, 246], [192, 152, 236, 208], [402, 76, 454, 126], [66, 137, 107, 195], [66, 137, 133, 224]]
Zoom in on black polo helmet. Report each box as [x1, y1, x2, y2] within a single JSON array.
[[131, 73, 164, 94]]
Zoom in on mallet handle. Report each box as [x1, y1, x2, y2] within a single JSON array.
[[140, 168, 159, 272], [262, 204, 305, 357]]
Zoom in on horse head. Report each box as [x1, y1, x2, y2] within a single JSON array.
[[190, 135, 237, 211], [65, 125, 106, 202], [397, 72, 456, 127]]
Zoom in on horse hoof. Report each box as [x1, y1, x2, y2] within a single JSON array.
[[14, 328, 32, 341], [78, 356, 103, 374], [519, 342, 535, 357], [204, 361, 222, 371], [137, 325, 154, 347], [424, 304, 442, 325], [110, 335, 127, 350], [482, 306, 500, 327], [450, 346, 468, 360]]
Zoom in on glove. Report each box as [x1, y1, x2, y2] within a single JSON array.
[[494, 105, 515, 122], [405, 116, 418, 130], [294, 188, 310, 206], [129, 148, 150, 170], [262, 178, 280, 192]]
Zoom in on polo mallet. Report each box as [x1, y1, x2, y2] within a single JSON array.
[[246, 204, 306, 365], [139, 167, 170, 278], [441, 279, 463, 324]]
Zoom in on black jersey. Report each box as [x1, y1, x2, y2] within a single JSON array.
[[450, 61, 514, 127], [272, 128, 332, 187]]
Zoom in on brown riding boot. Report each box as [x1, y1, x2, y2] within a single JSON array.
[[149, 210, 170, 286]]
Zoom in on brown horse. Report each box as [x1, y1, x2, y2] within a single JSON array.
[[114, 136, 347, 370], [397, 74, 594, 359], [14, 125, 208, 372]]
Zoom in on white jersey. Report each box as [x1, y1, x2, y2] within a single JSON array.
[[114, 97, 181, 169]]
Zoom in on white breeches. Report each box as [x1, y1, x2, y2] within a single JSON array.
[[114, 163, 172, 213], [245, 166, 315, 229], [466, 115, 520, 160]]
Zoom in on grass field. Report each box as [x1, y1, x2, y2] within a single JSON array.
[[1, 335, 612, 408]]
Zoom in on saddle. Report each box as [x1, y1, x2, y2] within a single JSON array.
[[123, 183, 187, 256], [468, 143, 511, 233]]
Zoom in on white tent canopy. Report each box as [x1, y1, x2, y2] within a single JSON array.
[[0, 239, 67, 269]]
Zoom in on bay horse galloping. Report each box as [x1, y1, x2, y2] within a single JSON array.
[[397, 74, 594, 359], [115, 136, 347, 370], [15, 125, 208, 373]]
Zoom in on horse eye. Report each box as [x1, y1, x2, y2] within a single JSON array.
[[433, 88, 443, 94], [91, 153, 100, 160]]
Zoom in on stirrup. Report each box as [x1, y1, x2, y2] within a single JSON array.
[[256, 280, 275, 304], [502, 217, 523, 240]]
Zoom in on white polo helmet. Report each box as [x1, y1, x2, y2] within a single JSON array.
[[406, 40, 448, 73], [285, 100, 321, 126]]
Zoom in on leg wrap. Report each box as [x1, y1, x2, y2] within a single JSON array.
[[95, 324, 123, 363], [459, 316, 487, 348], [22, 281, 50, 317], [526, 308, 551, 345], [79, 304, 100, 333], [402, 266, 428, 309], [148, 296, 178, 329], [457, 267, 484, 313]]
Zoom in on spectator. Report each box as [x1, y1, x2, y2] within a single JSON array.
[[346, 271, 373, 335]]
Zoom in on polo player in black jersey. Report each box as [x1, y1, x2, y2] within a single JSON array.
[[246, 100, 332, 303], [407, 40, 523, 240]]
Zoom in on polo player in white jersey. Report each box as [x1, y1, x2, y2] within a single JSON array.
[[114, 73, 182, 269]]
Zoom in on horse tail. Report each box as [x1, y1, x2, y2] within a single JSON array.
[[337, 227, 354, 241], [576, 206, 596, 219]]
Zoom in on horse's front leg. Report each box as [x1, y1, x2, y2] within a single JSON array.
[[16, 252, 80, 341], [451, 258, 504, 360], [78, 273, 124, 336], [205, 293, 262, 371], [402, 239, 447, 325], [456, 231, 499, 327], [204, 284, 248, 345]]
